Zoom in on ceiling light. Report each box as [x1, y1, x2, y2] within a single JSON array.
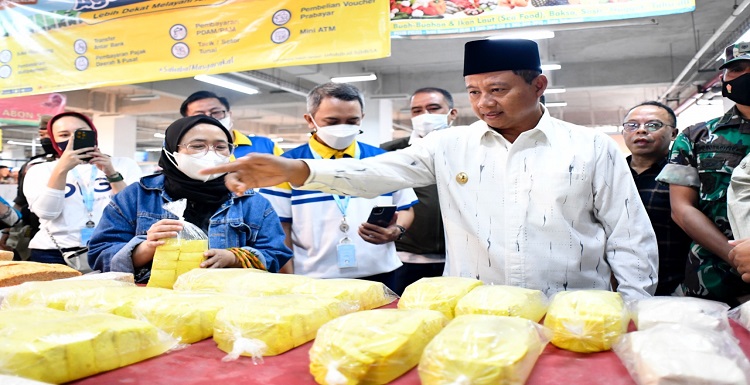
[[330, 73, 377, 83], [144, 147, 162, 152], [544, 87, 566, 94], [488, 30, 554, 40], [545, 102, 567, 108], [7, 140, 40, 147], [153, 133, 165, 138], [232, 71, 308, 97], [124, 94, 160, 101], [194, 74, 260, 95], [541, 64, 561, 71], [371, 93, 410, 100]]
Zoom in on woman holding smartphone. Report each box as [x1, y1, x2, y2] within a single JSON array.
[[23, 111, 142, 266]]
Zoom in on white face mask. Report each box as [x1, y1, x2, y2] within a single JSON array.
[[218, 116, 233, 131], [166, 150, 230, 182], [411, 113, 451, 138], [312, 118, 360, 150]]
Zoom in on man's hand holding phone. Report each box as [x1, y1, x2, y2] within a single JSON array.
[[359, 205, 401, 245]]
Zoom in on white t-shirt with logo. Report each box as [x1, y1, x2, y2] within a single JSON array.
[[24, 157, 142, 250]]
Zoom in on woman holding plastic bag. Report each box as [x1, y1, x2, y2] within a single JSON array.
[[88, 115, 292, 283]]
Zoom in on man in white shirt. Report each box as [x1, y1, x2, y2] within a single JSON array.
[[203, 39, 659, 300]]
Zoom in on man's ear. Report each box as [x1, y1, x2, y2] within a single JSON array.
[[533, 74, 548, 97], [303, 114, 316, 131], [671, 127, 678, 140]]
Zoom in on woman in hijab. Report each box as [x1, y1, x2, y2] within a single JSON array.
[[88, 115, 291, 282], [23, 111, 142, 265]]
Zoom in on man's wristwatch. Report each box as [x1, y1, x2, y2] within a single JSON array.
[[106, 172, 124, 183], [394, 225, 406, 241]]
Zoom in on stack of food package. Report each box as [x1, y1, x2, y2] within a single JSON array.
[[172, 268, 268, 292], [543, 290, 629, 353], [1, 279, 135, 311], [147, 238, 208, 289], [0, 308, 176, 383], [290, 278, 397, 311], [309, 309, 448, 385], [455, 285, 549, 322], [214, 294, 350, 361], [398, 277, 483, 318], [419, 314, 550, 385], [132, 292, 249, 344], [614, 296, 750, 384]]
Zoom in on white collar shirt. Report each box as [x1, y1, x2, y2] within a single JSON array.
[[302, 109, 658, 300]]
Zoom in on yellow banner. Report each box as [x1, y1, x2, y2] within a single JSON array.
[[0, 0, 391, 98], [390, 0, 694, 36]]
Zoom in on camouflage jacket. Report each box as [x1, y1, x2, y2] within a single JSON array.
[[657, 106, 750, 303]]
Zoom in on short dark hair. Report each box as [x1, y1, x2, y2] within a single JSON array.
[[512, 70, 542, 84], [39, 115, 52, 131], [626, 101, 677, 127], [179, 90, 231, 117], [412, 87, 454, 109], [307, 82, 365, 116]]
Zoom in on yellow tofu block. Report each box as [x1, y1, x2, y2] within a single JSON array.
[[419, 315, 548, 385], [544, 290, 629, 353], [230, 273, 313, 297], [309, 309, 448, 385], [134, 293, 243, 343], [399, 277, 483, 319], [214, 294, 345, 357], [1, 280, 134, 310], [147, 239, 208, 289], [178, 251, 206, 262], [64, 286, 173, 318], [292, 278, 396, 311], [152, 257, 178, 269], [180, 239, 208, 252], [455, 285, 549, 322], [0, 309, 174, 384], [147, 269, 176, 289], [173, 268, 267, 293]]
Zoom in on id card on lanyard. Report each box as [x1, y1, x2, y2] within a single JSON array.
[[72, 165, 98, 245], [310, 143, 360, 268]]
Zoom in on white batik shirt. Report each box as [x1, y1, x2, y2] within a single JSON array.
[[301, 109, 658, 301]]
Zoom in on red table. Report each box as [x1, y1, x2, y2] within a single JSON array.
[[73, 314, 750, 385]]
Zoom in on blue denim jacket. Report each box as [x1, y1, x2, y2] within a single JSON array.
[[88, 174, 292, 280]]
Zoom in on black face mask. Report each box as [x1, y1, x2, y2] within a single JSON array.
[[56, 140, 68, 153], [722, 73, 750, 106], [40, 137, 56, 156]]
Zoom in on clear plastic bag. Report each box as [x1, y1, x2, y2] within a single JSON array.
[[419, 315, 551, 385], [614, 324, 750, 385], [729, 301, 750, 332], [309, 309, 448, 385], [543, 290, 629, 353], [0, 308, 177, 384], [147, 199, 209, 289], [214, 294, 349, 362], [0, 279, 133, 310], [172, 268, 268, 293], [454, 285, 549, 322], [64, 286, 173, 318], [632, 296, 731, 333], [291, 278, 398, 311], [398, 277, 483, 319]]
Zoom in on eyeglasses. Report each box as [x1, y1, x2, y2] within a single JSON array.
[[192, 110, 227, 120], [178, 141, 235, 156], [621, 121, 672, 132]]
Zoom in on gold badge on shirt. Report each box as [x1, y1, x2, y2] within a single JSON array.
[[456, 172, 469, 184]]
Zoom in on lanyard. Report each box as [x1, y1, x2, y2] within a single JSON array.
[[309, 143, 360, 218], [71, 165, 98, 215]]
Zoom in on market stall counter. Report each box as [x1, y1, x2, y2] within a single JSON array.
[[71, 304, 750, 385]]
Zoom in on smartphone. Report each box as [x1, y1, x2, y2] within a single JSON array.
[[366, 205, 397, 227], [72, 128, 96, 162]]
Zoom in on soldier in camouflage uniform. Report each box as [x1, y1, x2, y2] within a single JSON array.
[[657, 41, 750, 306]]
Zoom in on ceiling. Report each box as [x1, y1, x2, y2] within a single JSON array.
[[3, 0, 749, 156]]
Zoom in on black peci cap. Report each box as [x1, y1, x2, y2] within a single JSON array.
[[463, 39, 542, 76]]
